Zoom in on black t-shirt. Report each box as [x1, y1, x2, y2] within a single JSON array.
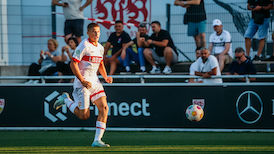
[[229, 59, 256, 75], [132, 34, 149, 48], [150, 29, 177, 57], [248, 0, 272, 18], [184, 0, 206, 23], [107, 31, 131, 55]]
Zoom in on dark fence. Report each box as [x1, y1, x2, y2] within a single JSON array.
[[0, 84, 274, 130]]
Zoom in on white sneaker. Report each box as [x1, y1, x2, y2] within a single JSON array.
[[91, 140, 110, 147], [163, 66, 172, 74], [140, 66, 146, 72], [25, 80, 34, 84], [53, 92, 70, 110], [125, 66, 130, 72], [149, 67, 161, 74]]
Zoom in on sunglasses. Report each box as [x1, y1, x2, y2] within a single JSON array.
[[235, 55, 243, 60]]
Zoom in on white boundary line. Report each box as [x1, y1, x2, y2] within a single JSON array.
[[1, 127, 274, 132]]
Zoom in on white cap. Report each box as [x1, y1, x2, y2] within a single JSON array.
[[212, 19, 222, 26]]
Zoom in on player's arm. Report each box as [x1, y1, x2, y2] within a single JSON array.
[[99, 60, 113, 84], [208, 43, 213, 53], [121, 41, 134, 59], [103, 42, 111, 58], [221, 43, 230, 55], [70, 60, 92, 89], [150, 39, 169, 47], [79, 0, 92, 11]]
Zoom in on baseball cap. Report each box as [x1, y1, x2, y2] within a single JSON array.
[[212, 19, 222, 26], [139, 23, 147, 28]]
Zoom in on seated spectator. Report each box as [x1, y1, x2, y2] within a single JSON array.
[[195, 48, 223, 84], [121, 23, 148, 72], [208, 19, 232, 72], [104, 20, 131, 75], [27, 39, 61, 82], [189, 47, 202, 83], [228, 47, 256, 75], [56, 37, 79, 83], [143, 21, 178, 74]]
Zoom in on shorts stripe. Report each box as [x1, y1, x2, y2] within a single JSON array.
[[96, 127, 105, 130], [90, 90, 105, 100]]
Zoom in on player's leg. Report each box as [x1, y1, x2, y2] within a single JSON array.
[[109, 57, 120, 75], [244, 19, 257, 56], [217, 54, 225, 72], [54, 88, 91, 120], [64, 20, 73, 43], [72, 19, 84, 45], [137, 48, 146, 72], [91, 96, 110, 147]]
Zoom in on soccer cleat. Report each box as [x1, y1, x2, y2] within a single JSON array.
[[91, 140, 110, 147], [53, 92, 70, 110], [162, 66, 172, 74], [149, 67, 161, 74]]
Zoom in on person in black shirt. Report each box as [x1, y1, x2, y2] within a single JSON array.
[[244, 0, 272, 61], [228, 47, 256, 80], [143, 21, 178, 74], [104, 20, 131, 75], [174, 0, 207, 49], [121, 23, 148, 72]]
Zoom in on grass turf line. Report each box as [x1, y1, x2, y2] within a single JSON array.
[[0, 131, 273, 153]]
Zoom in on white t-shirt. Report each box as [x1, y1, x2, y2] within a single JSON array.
[[72, 38, 104, 88], [209, 29, 232, 57], [62, 0, 84, 19], [190, 61, 203, 82], [196, 55, 223, 84]]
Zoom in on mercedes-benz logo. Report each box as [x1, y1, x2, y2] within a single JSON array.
[[236, 91, 263, 124]]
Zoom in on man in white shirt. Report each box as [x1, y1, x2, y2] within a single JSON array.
[[209, 19, 232, 72], [52, 0, 92, 43], [195, 48, 223, 84]]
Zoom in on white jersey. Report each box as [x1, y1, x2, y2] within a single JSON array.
[[62, 0, 84, 19], [72, 38, 104, 88], [209, 30, 233, 57], [196, 55, 223, 84]]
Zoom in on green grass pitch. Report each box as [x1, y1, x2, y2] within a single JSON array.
[[0, 131, 274, 153]]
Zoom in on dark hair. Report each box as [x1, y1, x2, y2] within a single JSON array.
[[234, 47, 245, 53], [87, 23, 99, 30], [195, 47, 202, 51], [139, 23, 147, 28], [67, 37, 79, 47], [200, 47, 208, 51], [115, 20, 123, 24], [151, 21, 161, 26]]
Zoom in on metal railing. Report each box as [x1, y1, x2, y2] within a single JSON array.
[[0, 74, 273, 84]]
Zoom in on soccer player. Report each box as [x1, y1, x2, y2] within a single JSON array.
[[53, 23, 113, 147]]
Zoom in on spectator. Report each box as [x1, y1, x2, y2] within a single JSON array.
[[228, 47, 256, 75], [195, 48, 223, 84], [208, 19, 233, 72], [189, 47, 202, 83], [264, 32, 274, 61], [143, 21, 178, 74], [104, 20, 132, 75], [52, 0, 92, 44], [244, 0, 272, 61], [121, 23, 148, 73], [174, 0, 207, 49], [56, 37, 79, 83], [27, 39, 61, 83]]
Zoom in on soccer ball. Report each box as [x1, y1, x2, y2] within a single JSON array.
[[185, 105, 204, 121]]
